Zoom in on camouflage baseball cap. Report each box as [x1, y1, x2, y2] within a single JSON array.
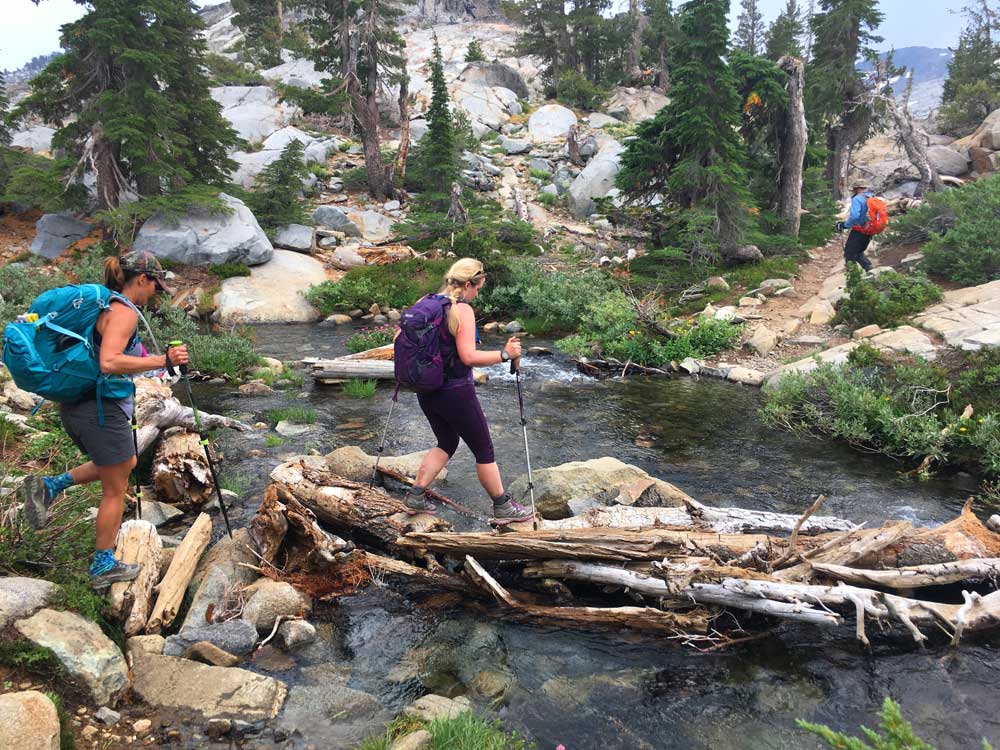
[[120, 250, 174, 294]]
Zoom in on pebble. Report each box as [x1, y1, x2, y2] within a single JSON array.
[[133, 719, 152, 737], [274, 728, 290, 742], [77, 707, 88, 716], [82, 726, 99, 740], [206, 719, 231, 740]]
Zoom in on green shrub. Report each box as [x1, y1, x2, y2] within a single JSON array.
[[0, 260, 69, 328], [265, 434, 284, 447], [528, 168, 552, 181], [266, 406, 316, 425], [888, 174, 1000, 285], [761, 357, 1000, 479], [556, 70, 606, 110], [536, 190, 557, 207], [799, 696, 990, 750], [209, 262, 252, 280], [557, 290, 742, 366], [346, 325, 394, 353], [939, 79, 1000, 135], [246, 139, 311, 234], [276, 82, 347, 119], [307, 258, 452, 315], [204, 53, 265, 86], [0, 151, 87, 213], [147, 300, 261, 379], [342, 378, 377, 398], [486, 261, 613, 332], [0, 640, 65, 677], [342, 165, 369, 191], [835, 264, 943, 329]]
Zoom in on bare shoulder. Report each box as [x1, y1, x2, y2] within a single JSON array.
[[98, 299, 138, 333], [455, 301, 477, 324]]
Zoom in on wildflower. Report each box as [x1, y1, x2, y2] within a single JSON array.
[[960, 427, 967, 432]]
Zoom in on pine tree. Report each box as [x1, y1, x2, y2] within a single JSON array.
[[415, 35, 458, 197], [299, 0, 407, 200], [642, 0, 677, 88], [231, 0, 284, 68], [246, 139, 310, 233], [765, 0, 804, 61], [734, 0, 764, 56], [16, 0, 239, 210], [465, 39, 487, 63], [806, 0, 884, 198], [940, 7, 1000, 132], [618, 0, 752, 260]]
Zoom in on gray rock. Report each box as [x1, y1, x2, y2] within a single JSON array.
[[15, 609, 128, 706], [131, 653, 287, 720], [191, 528, 261, 592], [95, 707, 121, 725], [133, 193, 272, 266], [926, 145, 970, 176], [747, 325, 778, 357], [383, 200, 401, 211], [142, 500, 183, 528], [273, 224, 314, 253], [261, 58, 327, 89], [392, 730, 433, 750], [541, 184, 558, 196], [528, 104, 578, 141], [346, 210, 394, 243], [500, 137, 531, 155], [10, 126, 56, 154], [553, 167, 576, 194], [330, 245, 366, 270], [163, 619, 259, 657], [0, 576, 59, 629], [404, 694, 472, 723], [275, 420, 320, 437], [242, 580, 308, 633], [0, 691, 60, 750], [529, 158, 554, 175], [504, 320, 523, 333], [181, 565, 232, 632], [409, 118, 429, 142], [578, 134, 599, 159], [312, 205, 361, 237], [210, 85, 296, 143], [126, 635, 165, 662], [30, 214, 91, 259], [278, 682, 389, 749], [604, 87, 670, 122], [458, 62, 530, 100], [567, 140, 625, 218], [588, 113, 619, 129], [276, 620, 317, 650], [216, 250, 327, 324]]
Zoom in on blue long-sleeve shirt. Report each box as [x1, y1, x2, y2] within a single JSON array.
[[844, 192, 872, 230]]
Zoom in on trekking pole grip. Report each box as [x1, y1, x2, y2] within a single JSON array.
[[168, 340, 189, 376], [509, 356, 520, 375]]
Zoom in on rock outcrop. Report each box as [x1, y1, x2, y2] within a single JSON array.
[[29, 214, 92, 259], [567, 140, 625, 218], [133, 192, 273, 266], [215, 249, 327, 323]]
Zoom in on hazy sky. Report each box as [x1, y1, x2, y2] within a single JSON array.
[[0, 0, 973, 73]]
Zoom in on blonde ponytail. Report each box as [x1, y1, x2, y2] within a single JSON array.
[[439, 258, 485, 335]]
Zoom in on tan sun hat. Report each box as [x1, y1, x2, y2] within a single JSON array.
[[851, 180, 871, 191]]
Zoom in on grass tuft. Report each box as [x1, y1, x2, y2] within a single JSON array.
[[342, 379, 377, 399], [265, 406, 316, 425]]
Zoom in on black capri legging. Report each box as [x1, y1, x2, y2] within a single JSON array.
[[417, 381, 496, 464]]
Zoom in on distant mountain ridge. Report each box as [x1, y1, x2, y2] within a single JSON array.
[[860, 46, 954, 117]]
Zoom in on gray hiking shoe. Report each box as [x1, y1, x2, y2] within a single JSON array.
[[404, 490, 437, 515], [19, 476, 53, 530], [89, 561, 141, 591], [490, 496, 534, 525]]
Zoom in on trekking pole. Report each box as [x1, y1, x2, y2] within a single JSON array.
[[370, 385, 399, 489], [170, 340, 234, 538], [510, 357, 538, 530], [131, 413, 142, 521]]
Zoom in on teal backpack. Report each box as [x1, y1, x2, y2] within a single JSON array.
[[2, 284, 138, 420]]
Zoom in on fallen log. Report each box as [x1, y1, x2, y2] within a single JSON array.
[[269, 461, 451, 548], [544, 500, 855, 535], [810, 559, 1000, 589], [146, 513, 212, 634], [134, 377, 251, 455], [251, 481, 351, 573], [311, 358, 395, 382], [152, 429, 214, 508], [110, 520, 162, 636]]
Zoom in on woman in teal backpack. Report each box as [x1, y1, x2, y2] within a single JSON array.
[[19, 251, 189, 590]]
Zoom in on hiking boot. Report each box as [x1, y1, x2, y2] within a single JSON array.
[[489, 496, 534, 525], [19, 476, 53, 530], [89, 561, 141, 591], [404, 491, 437, 515]]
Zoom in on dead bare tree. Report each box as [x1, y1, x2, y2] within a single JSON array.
[[777, 56, 807, 236], [875, 60, 943, 195]]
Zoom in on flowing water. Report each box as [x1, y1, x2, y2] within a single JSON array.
[[195, 324, 997, 750]]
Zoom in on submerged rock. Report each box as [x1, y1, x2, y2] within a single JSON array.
[[403, 694, 472, 723], [242, 580, 309, 633]]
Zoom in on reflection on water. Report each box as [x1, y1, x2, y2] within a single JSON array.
[[198, 324, 996, 750]]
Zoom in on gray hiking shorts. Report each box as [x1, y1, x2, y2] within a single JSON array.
[[59, 399, 136, 467]]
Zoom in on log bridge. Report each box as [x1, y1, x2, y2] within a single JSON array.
[[250, 459, 1000, 648]]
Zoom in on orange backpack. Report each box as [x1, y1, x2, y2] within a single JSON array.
[[857, 195, 889, 236]]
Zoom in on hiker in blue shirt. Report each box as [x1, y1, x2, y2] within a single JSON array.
[[836, 180, 875, 271]]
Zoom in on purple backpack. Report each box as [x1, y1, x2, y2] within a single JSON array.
[[394, 294, 452, 393]]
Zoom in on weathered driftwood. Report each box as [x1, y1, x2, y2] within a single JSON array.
[[146, 512, 212, 633], [251, 481, 351, 574], [464, 556, 709, 635], [810, 559, 1000, 589], [151, 429, 214, 508], [544, 500, 854, 535], [269, 461, 451, 548], [110, 520, 162, 636], [312, 358, 395, 382], [134, 377, 251, 455]]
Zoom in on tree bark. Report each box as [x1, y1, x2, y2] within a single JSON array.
[[392, 74, 410, 189], [567, 125, 584, 167], [626, 0, 645, 80], [152, 430, 214, 509], [777, 56, 807, 237], [886, 94, 943, 194], [447, 181, 467, 224]]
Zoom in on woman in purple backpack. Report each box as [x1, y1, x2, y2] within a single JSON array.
[[403, 258, 533, 524]]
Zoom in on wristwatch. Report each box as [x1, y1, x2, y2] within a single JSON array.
[[500, 350, 510, 362]]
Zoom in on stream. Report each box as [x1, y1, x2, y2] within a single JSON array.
[[194, 323, 997, 750]]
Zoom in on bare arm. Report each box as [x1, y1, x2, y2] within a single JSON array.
[[96, 304, 188, 375], [454, 304, 520, 367]]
